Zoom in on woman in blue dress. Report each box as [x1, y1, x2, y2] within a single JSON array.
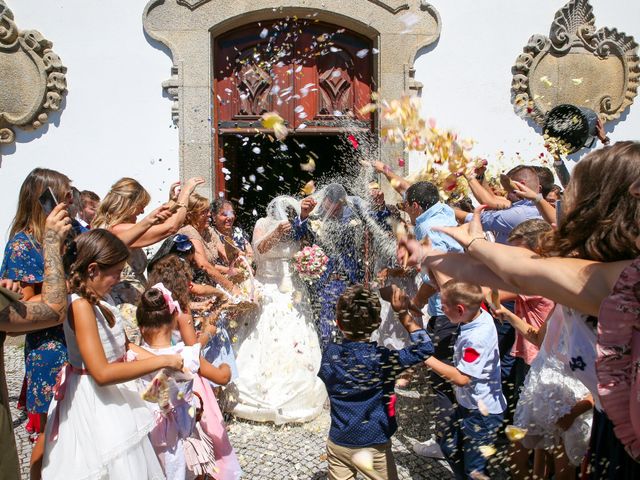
[[0, 168, 72, 475]]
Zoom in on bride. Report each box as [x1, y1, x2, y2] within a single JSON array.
[[230, 196, 327, 424]]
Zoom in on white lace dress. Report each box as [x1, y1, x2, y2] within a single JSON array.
[[513, 306, 593, 465], [42, 294, 165, 480], [230, 237, 327, 424]]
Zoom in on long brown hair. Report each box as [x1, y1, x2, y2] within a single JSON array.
[[147, 254, 192, 312], [10, 168, 71, 244], [92, 178, 150, 229], [541, 141, 640, 262], [68, 229, 130, 326]]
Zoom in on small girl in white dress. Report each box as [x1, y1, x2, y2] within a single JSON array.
[[42, 229, 184, 480], [135, 284, 241, 480]]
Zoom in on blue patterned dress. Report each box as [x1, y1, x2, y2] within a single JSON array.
[[0, 232, 68, 414]]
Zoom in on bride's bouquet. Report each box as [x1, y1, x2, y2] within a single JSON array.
[[292, 245, 329, 283]]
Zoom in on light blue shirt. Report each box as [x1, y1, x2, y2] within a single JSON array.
[[465, 200, 542, 245], [454, 310, 507, 414], [414, 203, 463, 317]]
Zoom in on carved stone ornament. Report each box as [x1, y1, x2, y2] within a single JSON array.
[[511, 0, 639, 126], [176, 0, 212, 10], [0, 1, 67, 146]]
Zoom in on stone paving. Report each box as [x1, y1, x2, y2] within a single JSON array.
[[6, 343, 459, 479]]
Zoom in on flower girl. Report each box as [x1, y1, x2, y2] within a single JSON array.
[[135, 284, 242, 480]]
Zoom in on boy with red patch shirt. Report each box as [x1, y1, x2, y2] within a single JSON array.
[[425, 279, 506, 479]]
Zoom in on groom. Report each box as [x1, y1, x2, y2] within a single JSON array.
[[293, 183, 391, 349]]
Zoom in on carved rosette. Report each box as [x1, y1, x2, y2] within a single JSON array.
[[0, 1, 67, 145], [511, 0, 639, 126]]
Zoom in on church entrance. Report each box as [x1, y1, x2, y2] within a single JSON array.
[[213, 18, 375, 228]]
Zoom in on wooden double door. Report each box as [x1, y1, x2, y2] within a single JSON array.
[[213, 19, 375, 226]]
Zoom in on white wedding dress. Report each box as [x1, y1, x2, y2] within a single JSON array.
[[230, 211, 327, 424]]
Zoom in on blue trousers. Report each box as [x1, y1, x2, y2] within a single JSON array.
[[438, 405, 503, 479]]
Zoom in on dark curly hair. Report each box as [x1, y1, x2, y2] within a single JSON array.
[[336, 285, 381, 340], [147, 254, 192, 312], [540, 141, 640, 262]]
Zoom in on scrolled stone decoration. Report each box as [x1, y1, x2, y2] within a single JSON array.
[[511, 0, 639, 126], [0, 0, 67, 146], [176, 0, 212, 10]]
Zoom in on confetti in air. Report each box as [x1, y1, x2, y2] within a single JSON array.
[[261, 112, 288, 141]]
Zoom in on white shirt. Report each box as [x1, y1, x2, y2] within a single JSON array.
[[453, 310, 507, 414]]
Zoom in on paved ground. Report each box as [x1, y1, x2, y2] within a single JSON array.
[[5, 343, 462, 479]]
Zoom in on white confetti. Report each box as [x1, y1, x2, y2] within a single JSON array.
[[298, 112, 308, 119], [219, 157, 226, 163], [298, 123, 307, 130], [238, 197, 244, 205], [280, 144, 289, 151], [331, 70, 341, 78], [252, 209, 258, 216], [252, 146, 261, 154], [256, 166, 265, 174], [330, 46, 340, 53], [260, 28, 269, 39], [256, 185, 263, 191], [221, 167, 231, 174], [249, 174, 256, 183], [356, 48, 369, 58], [295, 105, 305, 113]]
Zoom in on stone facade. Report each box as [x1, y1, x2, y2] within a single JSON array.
[[143, 0, 441, 197], [0, 0, 67, 148], [511, 0, 639, 127]]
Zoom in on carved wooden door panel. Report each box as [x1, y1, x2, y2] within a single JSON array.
[[213, 20, 374, 134]]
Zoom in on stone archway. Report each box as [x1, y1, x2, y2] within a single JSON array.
[[143, 0, 441, 196]]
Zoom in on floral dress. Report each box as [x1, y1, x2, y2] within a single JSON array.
[[0, 232, 68, 415]]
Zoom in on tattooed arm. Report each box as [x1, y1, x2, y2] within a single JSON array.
[[0, 204, 71, 332]]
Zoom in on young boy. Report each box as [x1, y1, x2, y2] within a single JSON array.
[[318, 285, 434, 480], [425, 279, 506, 479]]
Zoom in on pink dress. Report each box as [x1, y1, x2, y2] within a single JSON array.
[[597, 258, 640, 461], [135, 342, 242, 480], [512, 295, 555, 365]]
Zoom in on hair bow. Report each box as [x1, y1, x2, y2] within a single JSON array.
[[151, 282, 182, 315]]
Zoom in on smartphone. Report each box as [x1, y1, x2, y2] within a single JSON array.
[[556, 199, 563, 225], [38, 187, 58, 216]]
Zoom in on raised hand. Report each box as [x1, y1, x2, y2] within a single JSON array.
[[45, 203, 71, 246], [433, 206, 486, 249], [511, 180, 538, 201], [168, 181, 181, 201], [300, 196, 317, 220], [276, 220, 293, 237], [396, 238, 427, 268], [390, 285, 411, 313], [143, 204, 174, 226], [183, 177, 206, 194]]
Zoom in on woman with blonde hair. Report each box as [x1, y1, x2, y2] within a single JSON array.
[[0, 168, 73, 470], [178, 193, 238, 293], [92, 176, 204, 341]]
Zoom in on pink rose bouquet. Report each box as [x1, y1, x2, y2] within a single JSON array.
[[293, 245, 329, 282]]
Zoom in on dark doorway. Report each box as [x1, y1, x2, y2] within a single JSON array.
[[221, 134, 358, 230]]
